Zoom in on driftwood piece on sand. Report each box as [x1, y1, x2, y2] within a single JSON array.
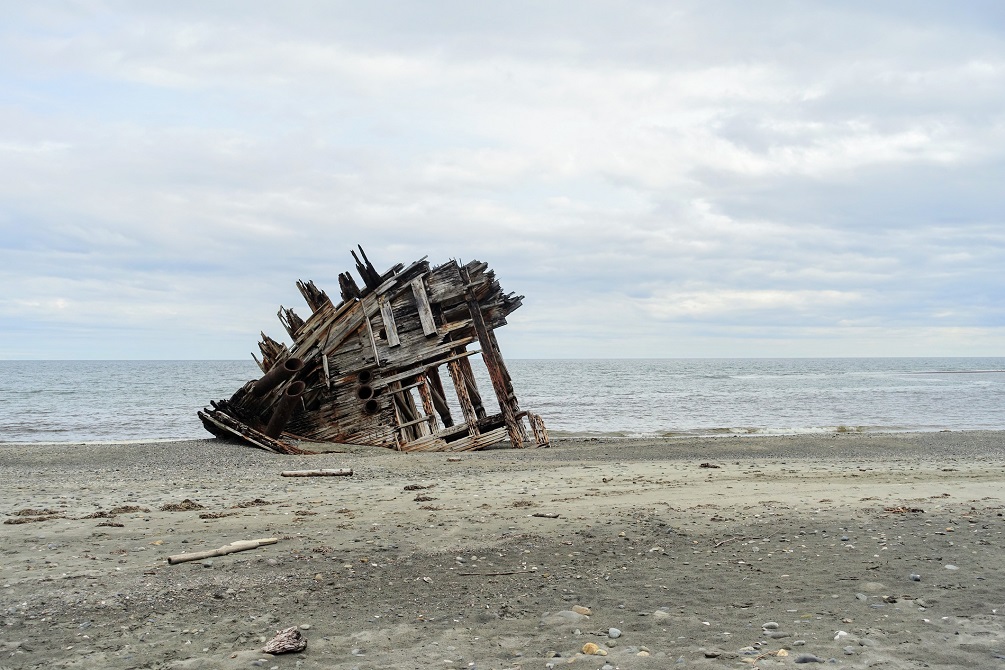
[[280, 468, 354, 477], [263, 626, 308, 654], [167, 537, 278, 565]]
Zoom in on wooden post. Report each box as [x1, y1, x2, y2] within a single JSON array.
[[462, 268, 524, 447], [411, 277, 438, 336], [427, 366, 454, 427], [416, 374, 440, 432], [378, 296, 401, 347], [448, 358, 480, 435], [458, 355, 487, 420]]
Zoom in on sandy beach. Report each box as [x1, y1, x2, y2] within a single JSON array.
[[2, 431, 1004, 669]]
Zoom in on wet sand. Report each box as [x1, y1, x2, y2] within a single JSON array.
[[2, 431, 1004, 669]]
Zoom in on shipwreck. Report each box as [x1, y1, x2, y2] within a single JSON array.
[[199, 247, 549, 454]]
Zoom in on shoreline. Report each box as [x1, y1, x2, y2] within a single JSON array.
[[2, 431, 1004, 669], [2, 424, 1001, 448]]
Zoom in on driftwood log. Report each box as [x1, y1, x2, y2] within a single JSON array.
[[167, 537, 278, 565], [262, 626, 308, 654], [280, 468, 353, 477]]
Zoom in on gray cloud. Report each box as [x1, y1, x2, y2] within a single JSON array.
[[1, 1, 1003, 358]]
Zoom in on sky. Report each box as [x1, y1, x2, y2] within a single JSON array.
[[1, 1, 1003, 360]]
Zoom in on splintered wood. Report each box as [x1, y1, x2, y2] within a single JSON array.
[[199, 246, 549, 454]]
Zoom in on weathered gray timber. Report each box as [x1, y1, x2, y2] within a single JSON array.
[[199, 247, 549, 454]]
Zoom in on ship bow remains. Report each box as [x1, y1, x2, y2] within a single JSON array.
[[199, 248, 549, 454]]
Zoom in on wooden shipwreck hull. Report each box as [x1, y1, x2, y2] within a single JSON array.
[[199, 247, 549, 454]]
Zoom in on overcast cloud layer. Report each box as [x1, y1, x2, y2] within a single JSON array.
[[1, 1, 1003, 359]]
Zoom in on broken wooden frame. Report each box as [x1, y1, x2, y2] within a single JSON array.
[[199, 247, 549, 454]]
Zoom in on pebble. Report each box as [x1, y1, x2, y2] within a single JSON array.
[[201, 560, 213, 568], [299, 624, 310, 630], [792, 640, 806, 646], [767, 631, 790, 639], [910, 574, 922, 581], [637, 650, 650, 657], [608, 627, 622, 639], [762, 621, 779, 630], [571, 605, 592, 616], [652, 610, 672, 621], [841, 536, 849, 541], [843, 646, 856, 655], [945, 564, 959, 571], [856, 593, 867, 601], [794, 654, 821, 663]]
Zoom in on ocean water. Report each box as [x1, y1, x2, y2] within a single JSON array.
[[1, 358, 1003, 444]]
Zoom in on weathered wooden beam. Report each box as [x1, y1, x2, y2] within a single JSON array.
[[296, 280, 332, 313], [426, 366, 453, 428], [415, 374, 440, 433], [278, 306, 306, 339], [447, 358, 480, 435], [411, 277, 438, 336], [461, 266, 525, 448], [458, 355, 487, 420], [378, 296, 400, 347]]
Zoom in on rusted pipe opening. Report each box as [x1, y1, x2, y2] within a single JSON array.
[[252, 357, 305, 397], [358, 369, 374, 385], [264, 381, 306, 438], [363, 399, 380, 415], [357, 385, 375, 401]]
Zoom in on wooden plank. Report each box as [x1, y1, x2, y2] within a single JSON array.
[[378, 296, 401, 347], [411, 277, 438, 336], [363, 312, 381, 366], [426, 366, 453, 427], [197, 410, 290, 454], [416, 374, 439, 432], [396, 414, 435, 430], [458, 354, 487, 420], [280, 469, 353, 477], [448, 359, 480, 435]]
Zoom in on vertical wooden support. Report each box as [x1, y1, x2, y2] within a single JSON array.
[[448, 359, 480, 436], [427, 366, 454, 427], [378, 296, 401, 347], [416, 374, 439, 432], [533, 413, 550, 447], [462, 269, 524, 447], [411, 277, 438, 336], [458, 356, 487, 420], [363, 313, 381, 367]]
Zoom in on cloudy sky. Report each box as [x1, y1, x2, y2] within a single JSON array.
[[2, 1, 1003, 359]]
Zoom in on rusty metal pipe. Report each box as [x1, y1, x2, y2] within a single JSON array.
[[357, 385, 375, 401], [358, 369, 374, 385], [252, 357, 304, 397], [264, 381, 306, 438]]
